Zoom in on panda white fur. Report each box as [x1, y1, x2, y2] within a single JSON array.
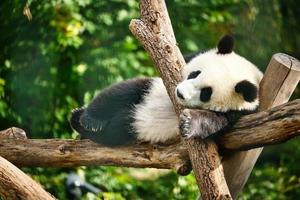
[[70, 35, 263, 146]]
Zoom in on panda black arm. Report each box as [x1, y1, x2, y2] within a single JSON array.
[[180, 109, 229, 139], [179, 109, 257, 140], [223, 109, 257, 127]]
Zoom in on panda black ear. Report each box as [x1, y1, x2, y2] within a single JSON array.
[[235, 80, 257, 102], [217, 35, 234, 54]]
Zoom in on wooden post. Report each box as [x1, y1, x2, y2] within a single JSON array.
[[0, 156, 56, 200], [222, 53, 300, 199]]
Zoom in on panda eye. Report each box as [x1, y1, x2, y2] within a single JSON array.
[[200, 87, 212, 102], [187, 70, 201, 80]]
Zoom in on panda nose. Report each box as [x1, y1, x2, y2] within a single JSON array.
[[177, 89, 185, 100]]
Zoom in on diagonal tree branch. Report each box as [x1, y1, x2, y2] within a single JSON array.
[[129, 1, 232, 199], [0, 156, 56, 200]]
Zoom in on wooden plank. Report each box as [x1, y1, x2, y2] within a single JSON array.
[[222, 53, 300, 199]]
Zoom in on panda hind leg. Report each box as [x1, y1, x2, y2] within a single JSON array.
[[79, 109, 136, 147]]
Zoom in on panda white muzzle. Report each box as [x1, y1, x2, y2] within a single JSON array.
[[175, 81, 200, 107]]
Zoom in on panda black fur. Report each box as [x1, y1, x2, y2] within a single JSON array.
[[70, 35, 263, 146]]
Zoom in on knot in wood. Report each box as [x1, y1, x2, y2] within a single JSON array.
[[175, 163, 192, 176], [132, 151, 152, 161], [148, 10, 160, 22], [165, 45, 172, 54], [58, 144, 67, 154]]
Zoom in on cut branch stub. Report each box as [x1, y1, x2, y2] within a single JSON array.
[[260, 53, 300, 109], [0, 127, 27, 140], [222, 53, 300, 199]]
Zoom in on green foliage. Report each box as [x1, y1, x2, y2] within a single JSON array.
[[23, 167, 199, 200], [0, 0, 299, 199], [241, 166, 300, 200]]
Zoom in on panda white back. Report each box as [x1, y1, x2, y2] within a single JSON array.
[[133, 78, 178, 143]]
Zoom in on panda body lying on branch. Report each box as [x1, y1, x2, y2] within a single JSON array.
[[70, 35, 263, 146]]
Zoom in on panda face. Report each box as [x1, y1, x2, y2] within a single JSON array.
[[176, 46, 263, 112]]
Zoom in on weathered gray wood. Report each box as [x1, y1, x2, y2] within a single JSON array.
[[0, 127, 27, 140], [129, 1, 232, 199], [0, 100, 299, 170], [220, 99, 300, 150], [0, 138, 190, 173], [222, 53, 300, 199], [260, 53, 300, 109], [0, 156, 55, 200]]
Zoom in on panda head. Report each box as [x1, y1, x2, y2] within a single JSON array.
[[176, 35, 263, 112]]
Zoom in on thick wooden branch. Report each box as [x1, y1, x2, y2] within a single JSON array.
[[0, 100, 299, 170], [222, 53, 300, 199], [220, 99, 300, 150], [0, 156, 55, 200], [129, 1, 232, 199], [0, 138, 190, 174]]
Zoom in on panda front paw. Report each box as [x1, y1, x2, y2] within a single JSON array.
[[179, 109, 194, 138], [179, 109, 229, 140], [180, 109, 210, 139]]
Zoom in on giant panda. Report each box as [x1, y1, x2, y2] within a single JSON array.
[[70, 35, 263, 146]]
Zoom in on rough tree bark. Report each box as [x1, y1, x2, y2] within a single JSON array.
[[0, 99, 299, 171], [0, 131, 55, 200], [222, 53, 300, 199], [129, 1, 232, 199], [220, 99, 300, 150]]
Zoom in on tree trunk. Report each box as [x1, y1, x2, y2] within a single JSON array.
[[129, 1, 232, 199]]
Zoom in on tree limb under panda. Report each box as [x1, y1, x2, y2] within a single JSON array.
[[1, 99, 300, 171]]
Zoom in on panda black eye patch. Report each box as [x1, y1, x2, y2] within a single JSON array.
[[187, 70, 201, 80], [235, 80, 257, 102], [200, 87, 212, 102]]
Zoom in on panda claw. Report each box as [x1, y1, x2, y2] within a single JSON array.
[[180, 109, 229, 140], [179, 109, 193, 138]]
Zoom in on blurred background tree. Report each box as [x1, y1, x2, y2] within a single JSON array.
[[0, 0, 299, 199]]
